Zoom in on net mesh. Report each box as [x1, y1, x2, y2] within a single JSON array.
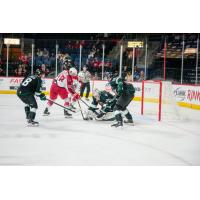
[[142, 81, 184, 121]]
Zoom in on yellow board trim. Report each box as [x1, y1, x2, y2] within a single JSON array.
[[177, 101, 200, 110], [0, 90, 50, 95], [0, 91, 200, 110]]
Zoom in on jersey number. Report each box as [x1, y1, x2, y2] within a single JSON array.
[[58, 75, 65, 82], [22, 77, 32, 86]]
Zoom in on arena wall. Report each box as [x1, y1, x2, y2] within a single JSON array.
[[0, 77, 200, 110]]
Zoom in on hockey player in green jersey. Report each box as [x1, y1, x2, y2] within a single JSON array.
[[17, 69, 46, 126], [86, 89, 117, 121], [108, 75, 135, 127]]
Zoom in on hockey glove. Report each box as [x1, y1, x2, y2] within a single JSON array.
[[39, 93, 46, 101], [103, 106, 112, 113], [107, 97, 117, 105], [96, 111, 106, 118]]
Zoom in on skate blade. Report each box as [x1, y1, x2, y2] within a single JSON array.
[[83, 117, 92, 120], [43, 114, 50, 116], [111, 126, 124, 130], [27, 123, 39, 127], [65, 116, 73, 118], [124, 122, 134, 126], [111, 125, 123, 128]]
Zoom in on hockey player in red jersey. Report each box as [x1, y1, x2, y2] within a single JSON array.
[[61, 68, 81, 112], [43, 64, 80, 118]]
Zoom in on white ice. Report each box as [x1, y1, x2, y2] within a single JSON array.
[[0, 94, 200, 165]]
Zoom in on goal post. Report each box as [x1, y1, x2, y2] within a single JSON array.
[[141, 80, 182, 122]]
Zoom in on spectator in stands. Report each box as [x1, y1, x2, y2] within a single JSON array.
[[92, 57, 101, 73], [133, 66, 140, 81], [138, 70, 145, 82], [40, 64, 50, 78], [15, 65, 27, 77], [125, 71, 133, 82], [19, 53, 29, 65], [79, 65, 91, 101], [49, 53, 56, 70], [122, 65, 130, 79], [0, 66, 5, 76], [93, 72, 100, 80]]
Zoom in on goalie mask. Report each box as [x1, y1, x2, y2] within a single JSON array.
[[93, 88, 100, 100], [69, 67, 77, 76]]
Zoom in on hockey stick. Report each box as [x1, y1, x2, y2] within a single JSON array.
[[79, 98, 99, 115], [77, 100, 87, 120], [46, 98, 76, 113], [79, 98, 90, 107]]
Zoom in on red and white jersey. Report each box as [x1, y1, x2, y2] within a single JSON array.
[[66, 75, 79, 94], [54, 70, 80, 94], [54, 70, 69, 88]]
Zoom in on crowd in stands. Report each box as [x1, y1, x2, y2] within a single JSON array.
[[122, 66, 145, 82], [0, 58, 5, 76], [0, 43, 146, 82], [0, 35, 120, 78], [1, 33, 198, 83], [14, 64, 27, 77], [151, 33, 199, 83]]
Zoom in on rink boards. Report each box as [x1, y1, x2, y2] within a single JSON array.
[[0, 77, 200, 110]]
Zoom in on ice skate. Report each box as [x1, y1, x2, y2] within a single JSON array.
[[27, 119, 39, 127], [43, 108, 50, 116], [111, 121, 123, 128], [84, 116, 93, 120], [64, 109, 72, 118], [124, 119, 134, 125]]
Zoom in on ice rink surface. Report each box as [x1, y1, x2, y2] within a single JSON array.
[[0, 94, 200, 165]]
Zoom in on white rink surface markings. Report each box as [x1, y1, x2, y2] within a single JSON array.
[[0, 94, 200, 165]]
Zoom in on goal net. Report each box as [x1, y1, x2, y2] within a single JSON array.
[[141, 80, 183, 122]]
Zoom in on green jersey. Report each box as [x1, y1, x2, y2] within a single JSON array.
[[90, 90, 116, 113], [17, 75, 43, 97], [109, 77, 135, 96]]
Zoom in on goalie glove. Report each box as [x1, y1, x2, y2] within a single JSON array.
[[96, 111, 106, 118]]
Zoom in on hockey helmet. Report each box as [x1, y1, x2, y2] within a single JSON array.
[[107, 72, 118, 82], [69, 67, 78, 76], [63, 58, 73, 70], [35, 69, 42, 76], [93, 88, 100, 100]]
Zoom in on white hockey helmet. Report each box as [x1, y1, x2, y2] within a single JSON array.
[[69, 67, 77, 76], [93, 88, 100, 99]]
